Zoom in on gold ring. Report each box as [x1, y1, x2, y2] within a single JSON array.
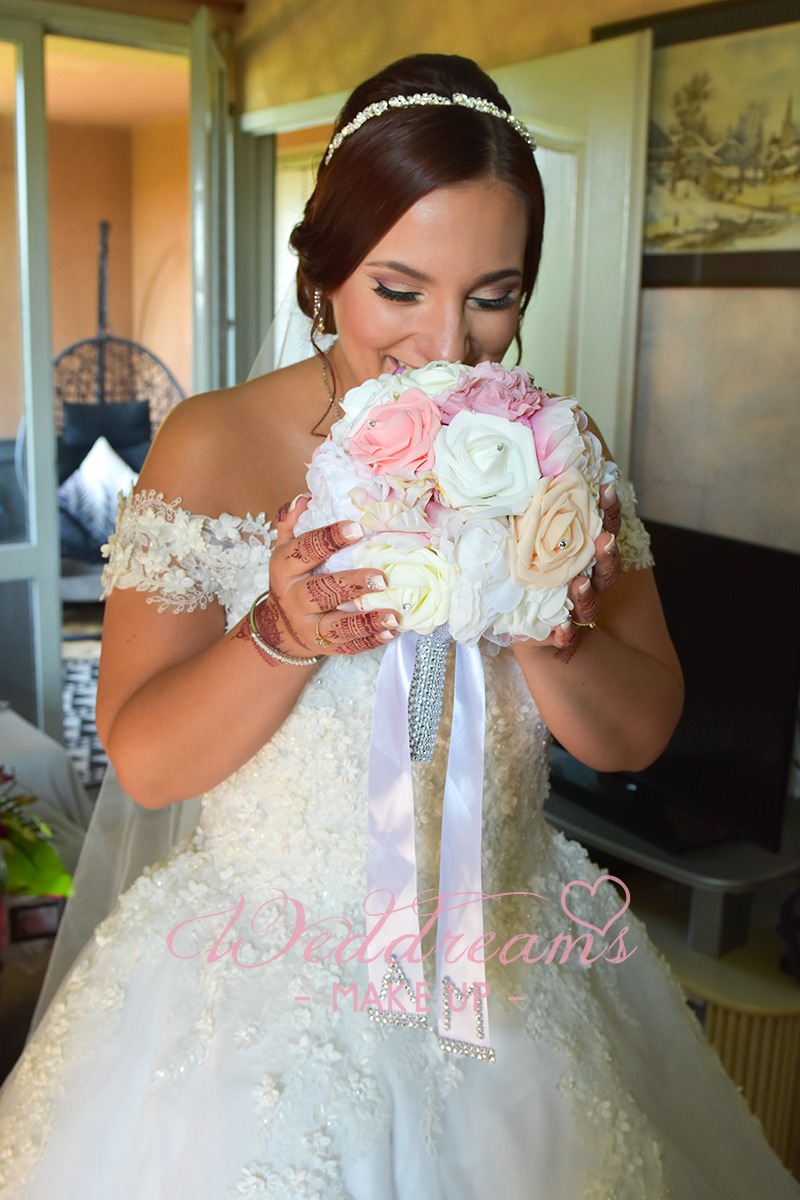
[[572, 619, 597, 629], [315, 616, 332, 648]]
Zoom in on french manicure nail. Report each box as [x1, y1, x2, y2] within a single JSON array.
[[288, 491, 311, 513], [342, 521, 364, 541], [366, 574, 387, 592], [379, 629, 396, 641], [578, 578, 592, 595], [382, 613, 399, 629]]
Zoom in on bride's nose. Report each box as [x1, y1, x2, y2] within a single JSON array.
[[419, 304, 472, 365]]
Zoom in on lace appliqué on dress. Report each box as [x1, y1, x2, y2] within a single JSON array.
[[616, 478, 654, 572], [101, 489, 276, 628]]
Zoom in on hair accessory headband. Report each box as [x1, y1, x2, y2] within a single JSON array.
[[323, 91, 537, 165]]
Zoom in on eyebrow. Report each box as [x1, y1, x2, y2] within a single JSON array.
[[365, 260, 523, 286]]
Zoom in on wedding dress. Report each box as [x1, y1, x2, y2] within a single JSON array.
[[0, 484, 797, 1200]]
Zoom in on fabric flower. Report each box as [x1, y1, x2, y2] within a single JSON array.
[[354, 493, 433, 535], [345, 390, 441, 478], [433, 411, 539, 517], [529, 395, 589, 477], [401, 361, 463, 397], [435, 512, 524, 645], [492, 583, 571, 641], [354, 535, 452, 633], [437, 362, 546, 427], [509, 470, 602, 590]]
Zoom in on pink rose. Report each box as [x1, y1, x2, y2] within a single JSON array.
[[529, 395, 587, 477], [436, 362, 546, 426], [345, 390, 440, 478], [509, 469, 602, 589]]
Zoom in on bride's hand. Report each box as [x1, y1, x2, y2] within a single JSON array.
[[255, 496, 399, 659]]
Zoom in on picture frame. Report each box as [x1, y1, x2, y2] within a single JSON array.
[[594, 1, 800, 286]]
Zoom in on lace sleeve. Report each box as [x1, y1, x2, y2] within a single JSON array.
[[616, 477, 654, 571], [101, 489, 275, 624]]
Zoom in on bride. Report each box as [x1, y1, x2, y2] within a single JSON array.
[[1, 51, 797, 1200]]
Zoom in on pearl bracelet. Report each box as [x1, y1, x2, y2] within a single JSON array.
[[248, 591, 320, 668]]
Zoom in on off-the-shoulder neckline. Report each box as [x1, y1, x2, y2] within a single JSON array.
[[125, 488, 273, 531]]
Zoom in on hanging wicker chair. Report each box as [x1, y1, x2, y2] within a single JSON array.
[[53, 221, 185, 436]]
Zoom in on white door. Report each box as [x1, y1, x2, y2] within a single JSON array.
[[493, 31, 652, 470], [241, 33, 652, 472]]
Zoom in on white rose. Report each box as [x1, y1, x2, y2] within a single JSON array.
[[436, 513, 524, 644], [492, 584, 571, 641], [433, 411, 540, 517], [331, 376, 393, 443], [401, 361, 464, 397], [353, 535, 452, 634]]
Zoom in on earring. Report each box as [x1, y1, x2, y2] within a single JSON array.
[[312, 288, 324, 336]]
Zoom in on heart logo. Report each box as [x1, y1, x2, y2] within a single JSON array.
[[560, 876, 631, 938]]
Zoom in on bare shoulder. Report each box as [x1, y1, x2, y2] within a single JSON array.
[[136, 358, 323, 519]]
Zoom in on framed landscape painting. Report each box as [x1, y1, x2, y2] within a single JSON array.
[[596, 1, 800, 285]]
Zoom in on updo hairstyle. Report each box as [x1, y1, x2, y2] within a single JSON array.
[[289, 54, 545, 340]]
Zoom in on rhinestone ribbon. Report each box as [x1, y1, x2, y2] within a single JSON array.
[[366, 632, 495, 1061]]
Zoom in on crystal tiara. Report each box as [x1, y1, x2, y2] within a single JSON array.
[[323, 91, 537, 165]]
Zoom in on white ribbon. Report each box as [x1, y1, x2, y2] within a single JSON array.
[[366, 633, 495, 1061]]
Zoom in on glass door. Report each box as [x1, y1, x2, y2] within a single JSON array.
[[0, 17, 61, 735]]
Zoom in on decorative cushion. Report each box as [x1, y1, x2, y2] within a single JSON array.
[[59, 507, 102, 563], [117, 439, 151, 473], [61, 400, 151, 449], [58, 436, 137, 555], [58, 401, 151, 484]]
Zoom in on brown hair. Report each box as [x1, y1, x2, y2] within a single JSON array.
[[290, 54, 545, 341]]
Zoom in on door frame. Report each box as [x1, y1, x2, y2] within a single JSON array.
[[0, 0, 230, 734]]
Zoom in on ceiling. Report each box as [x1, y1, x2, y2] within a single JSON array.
[[0, 36, 188, 127]]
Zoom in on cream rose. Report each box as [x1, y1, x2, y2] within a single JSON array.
[[353, 535, 452, 633], [433, 411, 539, 517], [509, 469, 602, 589]]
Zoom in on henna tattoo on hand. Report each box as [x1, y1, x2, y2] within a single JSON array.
[[339, 634, 383, 656], [275, 500, 292, 525], [307, 575, 349, 609], [554, 627, 585, 664], [597, 553, 620, 590], [602, 486, 621, 535], [235, 619, 278, 668], [289, 525, 350, 565]]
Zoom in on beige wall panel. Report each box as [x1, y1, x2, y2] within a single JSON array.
[[235, 0, 711, 112], [633, 288, 800, 554], [131, 113, 191, 397], [48, 121, 133, 355]]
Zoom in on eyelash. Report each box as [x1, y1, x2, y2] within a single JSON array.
[[372, 282, 517, 311]]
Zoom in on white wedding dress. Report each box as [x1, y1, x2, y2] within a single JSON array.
[[0, 487, 797, 1200]]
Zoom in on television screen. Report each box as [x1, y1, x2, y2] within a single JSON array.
[[550, 521, 800, 854]]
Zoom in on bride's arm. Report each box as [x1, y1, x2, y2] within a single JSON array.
[[512, 558, 683, 773], [96, 397, 395, 810]]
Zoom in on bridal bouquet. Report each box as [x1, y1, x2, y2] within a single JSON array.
[[298, 361, 618, 645]]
